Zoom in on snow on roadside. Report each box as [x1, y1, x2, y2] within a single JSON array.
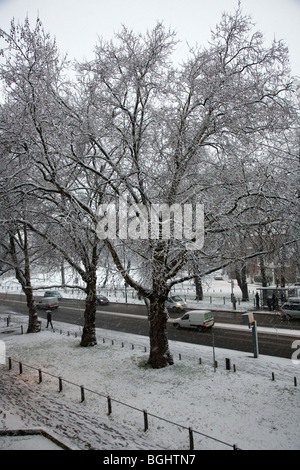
[[0, 315, 299, 450]]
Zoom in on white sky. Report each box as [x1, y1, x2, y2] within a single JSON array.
[[0, 0, 299, 77]]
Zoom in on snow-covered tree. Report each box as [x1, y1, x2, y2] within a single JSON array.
[[74, 8, 295, 367], [0, 18, 105, 344]]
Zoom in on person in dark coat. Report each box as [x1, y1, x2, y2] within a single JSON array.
[[46, 310, 54, 329], [255, 292, 260, 309]]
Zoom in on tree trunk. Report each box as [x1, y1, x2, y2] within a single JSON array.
[[147, 296, 174, 369], [9, 229, 40, 333], [80, 274, 97, 347], [25, 286, 40, 333], [235, 264, 249, 301], [194, 276, 203, 301], [259, 255, 268, 306]]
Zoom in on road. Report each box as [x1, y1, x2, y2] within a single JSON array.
[[1, 293, 299, 359]]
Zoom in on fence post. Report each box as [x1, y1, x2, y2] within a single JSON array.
[[107, 396, 112, 415], [19, 362, 23, 374], [189, 427, 194, 451], [80, 386, 85, 402], [8, 357, 12, 370], [59, 377, 63, 392], [143, 410, 148, 432], [38, 369, 42, 384]]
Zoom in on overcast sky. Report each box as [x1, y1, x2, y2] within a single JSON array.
[[0, 0, 299, 76]]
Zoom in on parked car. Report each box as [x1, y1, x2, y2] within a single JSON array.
[[44, 290, 63, 300], [166, 295, 187, 312], [37, 296, 59, 310], [280, 298, 300, 320], [172, 310, 215, 331], [96, 295, 110, 306]]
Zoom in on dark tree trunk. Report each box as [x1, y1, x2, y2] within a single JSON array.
[[235, 264, 249, 301], [194, 276, 203, 301], [259, 255, 268, 306], [80, 273, 97, 347], [147, 296, 174, 369], [9, 229, 40, 333], [25, 286, 40, 333]]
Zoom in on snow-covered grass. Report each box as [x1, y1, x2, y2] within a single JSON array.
[[0, 315, 299, 450]]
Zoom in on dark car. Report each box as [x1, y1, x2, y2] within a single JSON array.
[[96, 295, 110, 306]]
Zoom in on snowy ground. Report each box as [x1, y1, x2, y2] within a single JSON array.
[[0, 314, 299, 451]]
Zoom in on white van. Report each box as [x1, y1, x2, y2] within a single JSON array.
[[172, 310, 214, 331]]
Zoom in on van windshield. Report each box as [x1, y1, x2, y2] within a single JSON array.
[[204, 313, 213, 321]]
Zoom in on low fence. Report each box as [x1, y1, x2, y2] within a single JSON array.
[[1, 350, 240, 451], [1, 315, 299, 450]]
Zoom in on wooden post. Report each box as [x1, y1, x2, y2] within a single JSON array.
[[80, 386, 85, 402], [107, 396, 112, 415], [189, 428, 194, 451], [294, 377, 297, 387], [8, 357, 12, 370], [59, 377, 63, 392], [143, 410, 148, 432], [38, 369, 42, 384], [19, 362, 23, 374]]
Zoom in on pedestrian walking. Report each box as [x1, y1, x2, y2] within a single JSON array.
[[46, 310, 54, 329], [255, 292, 260, 309]]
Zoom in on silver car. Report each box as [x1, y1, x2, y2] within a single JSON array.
[[280, 298, 300, 320], [166, 295, 187, 313]]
